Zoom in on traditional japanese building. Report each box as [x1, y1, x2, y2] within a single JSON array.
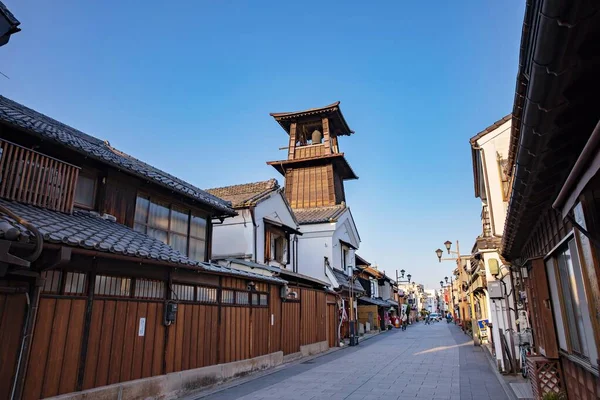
[[502, 1, 600, 398], [267, 102, 363, 342]]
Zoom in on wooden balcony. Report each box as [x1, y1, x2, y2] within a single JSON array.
[[294, 143, 328, 159], [0, 138, 80, 213]]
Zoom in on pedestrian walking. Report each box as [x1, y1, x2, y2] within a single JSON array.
[[401, 312, 408, 331]]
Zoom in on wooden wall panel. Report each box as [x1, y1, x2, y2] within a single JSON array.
[[327, 303, 337, 348], [165, 304, 219, 373], [252, 308, 270, 358], [281, 302, 300, 355], [0, 292, 27, 400], [316, 291, 327, 342], [82, 300, 165, 389], [23, 298, 86, 400], [299, 289, 328, 346], [101, 180, 137, 227], [285, 166, 334, 208], [269, 285, 282, 353], [527, 259, 558, 359], [219, 307, 251, 364]]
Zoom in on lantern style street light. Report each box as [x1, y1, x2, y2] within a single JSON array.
[[434, 240, 479, 344]]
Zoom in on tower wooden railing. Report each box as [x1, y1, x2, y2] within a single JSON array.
[[0, 138, 80, 213]]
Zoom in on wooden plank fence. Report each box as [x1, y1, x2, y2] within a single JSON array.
[[16, 273, 337, 400]]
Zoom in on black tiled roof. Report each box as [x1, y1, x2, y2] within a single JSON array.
[[0, 199, 285, 284], [0, 1, 20, 27], [331, 268, 364, 292], [294, 204, 347, 224], [0, 96, 235, 217]]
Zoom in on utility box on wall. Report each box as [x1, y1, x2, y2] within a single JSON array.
[[488, 281, 504, 299]]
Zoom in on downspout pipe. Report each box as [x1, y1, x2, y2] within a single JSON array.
[[0, 205, 45, 400], [249, 206, 258, 263]]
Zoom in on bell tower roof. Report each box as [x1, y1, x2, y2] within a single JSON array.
[[270, 101, 354, 137], [267, 101, 358, 210]]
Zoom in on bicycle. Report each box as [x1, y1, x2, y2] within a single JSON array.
[[518, 328, 532, 378]]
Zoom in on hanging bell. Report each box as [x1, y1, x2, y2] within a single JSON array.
[[311, 129, 323, 144]]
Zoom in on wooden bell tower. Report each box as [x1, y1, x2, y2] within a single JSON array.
[[267, 102, 358, 209]]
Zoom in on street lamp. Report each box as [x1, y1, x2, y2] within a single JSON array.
[[444, 240, 452, 253], [434, 240, 479, 344], [407, 274, 411, 283], [435, 249, 443, 261], [400, 269, 405, 278]]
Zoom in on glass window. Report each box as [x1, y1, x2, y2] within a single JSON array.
[[134, 196, 150, 225], [265, 225, 288, 264], [197, 286, 217, 303], [148, 200, 169, 231], [74, 174, 96, 209], [555, 239, 590, 358], [259, 294, 268, 306], [171, 207, 189, 234], [189, 237, 206, 263], [236, 292, 249, 305], [95, 275, 131, 297], [134, 196, 208, 261], [190, 215, 207, 240]]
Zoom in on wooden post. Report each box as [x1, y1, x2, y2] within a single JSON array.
[[288, 123, 297, 160], [76, 261, 97, 391], [322, 118, 332, 155]]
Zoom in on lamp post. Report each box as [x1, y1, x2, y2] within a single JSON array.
[[435, 240, 479, 344]]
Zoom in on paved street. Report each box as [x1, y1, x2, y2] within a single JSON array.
[[193, 322, 509, 400]]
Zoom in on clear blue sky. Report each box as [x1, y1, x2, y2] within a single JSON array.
[[0, 1, 525, 289]]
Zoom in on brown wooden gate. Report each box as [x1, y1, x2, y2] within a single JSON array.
[[0, 291, 28, 400]]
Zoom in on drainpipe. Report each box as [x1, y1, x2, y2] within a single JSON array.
[[249, 206, 258, 263], [294, 235, 299, 273], [499, 268, 518, 374], [0, 205, 45, 400]]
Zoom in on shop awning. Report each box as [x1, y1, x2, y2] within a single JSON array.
[[553, 119, 600, 219]]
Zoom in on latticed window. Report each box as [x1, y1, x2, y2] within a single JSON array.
[[134, 279, 165, 299], [197, 286, 218, 303], [221, 289, 234, 304], [172, 284, 195, 301], [41, 270, 62, 294], [95, 275, 131, 297], [64, 272, 87, 295]]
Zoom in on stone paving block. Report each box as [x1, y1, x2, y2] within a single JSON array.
[[197, 323, 508, 400]]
